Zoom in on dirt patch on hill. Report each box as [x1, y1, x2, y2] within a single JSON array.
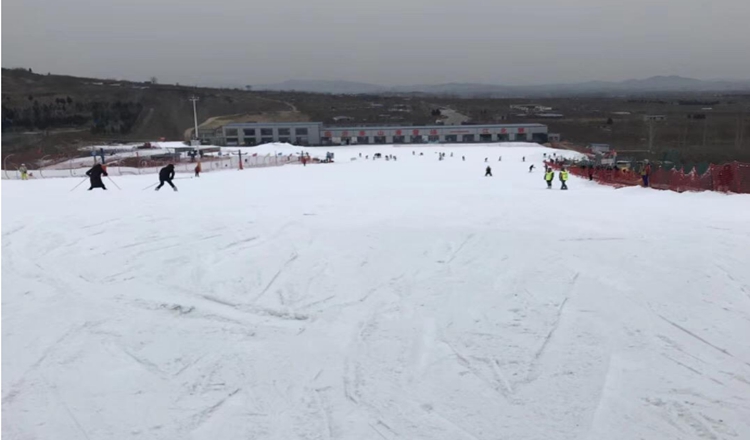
[[184, 110, 310, 139]]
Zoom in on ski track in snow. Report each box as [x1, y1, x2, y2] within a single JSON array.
[[3, 143, 750, 440]]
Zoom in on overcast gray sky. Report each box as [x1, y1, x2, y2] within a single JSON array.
[[3, 0, 750, 87]]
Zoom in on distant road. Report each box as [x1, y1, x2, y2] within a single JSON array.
[[439, 108, 470, 125]]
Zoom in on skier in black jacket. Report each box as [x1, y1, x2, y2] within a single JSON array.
[[155, 164, 177, 191], [86, 163, 107, 190]]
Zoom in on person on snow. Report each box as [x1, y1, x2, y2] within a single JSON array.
[[560, 167, 569, 190], [485, 157, 488, 162], [522, 156, 526, 162], [498, 156, 502, 161], [462, 156, 465, 161], [485, 166, 492, 177], [640, 161, 651, 187], [156, 164, 177, 191], [86, 163, 107, 190], [450, 152, 453, 157], [194, 162, 202, 177], [529, 164, 535, 172], [544, 168, 554, 189], [19, 164, 29, 180]]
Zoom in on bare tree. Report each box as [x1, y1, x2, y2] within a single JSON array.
[[150, 76, 158, 84]]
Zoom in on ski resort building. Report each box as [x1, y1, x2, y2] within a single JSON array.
[[203, 122, 548, 146]]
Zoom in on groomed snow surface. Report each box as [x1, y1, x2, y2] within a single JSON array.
[[3, 144, 750, 440]]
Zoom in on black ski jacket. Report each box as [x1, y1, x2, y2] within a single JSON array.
[[86, 164, 107, 178], [159, 165, 175, 181]]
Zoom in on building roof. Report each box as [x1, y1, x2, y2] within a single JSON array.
[[224, 122, 322, 127], [323, 123, 547, 131], [223, 121, 545, 130]]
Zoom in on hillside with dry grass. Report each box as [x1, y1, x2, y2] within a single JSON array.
[[1, 68, 296, 160]]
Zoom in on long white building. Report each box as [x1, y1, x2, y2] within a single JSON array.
[[202, 122, 548, 146]]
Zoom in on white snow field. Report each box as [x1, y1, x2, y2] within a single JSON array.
[[3, 144, 750, 440]]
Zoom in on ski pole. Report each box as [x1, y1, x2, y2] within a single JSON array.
[[69, 176, 88, 192], [142, 182, 158, 191], [106, 175, 121, 190]]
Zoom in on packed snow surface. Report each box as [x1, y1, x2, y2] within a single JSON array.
[[3, 144, 750, 440]]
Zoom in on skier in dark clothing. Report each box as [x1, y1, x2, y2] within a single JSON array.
[[86, 163, 107, 190], [485, 166, 492, 177], [156, 164, 177, 191], [529, 164, 535, 172]]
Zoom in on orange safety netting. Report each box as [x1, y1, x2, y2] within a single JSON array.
[[547, 161, 750, 194]]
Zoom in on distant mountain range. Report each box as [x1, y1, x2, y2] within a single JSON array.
[[254, 76, 750, 97], [253, 80, 387, 95]]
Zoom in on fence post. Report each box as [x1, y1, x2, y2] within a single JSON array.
[[38, 155, 51, 178], [3, 154, 14, 179]]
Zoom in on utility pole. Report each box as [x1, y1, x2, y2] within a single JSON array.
[[736, 107, 746, 151], [647, 119, 656, 153], [702, 117, 708, 149], [741, 108, 746, 150], [189, 96, 200, 141]]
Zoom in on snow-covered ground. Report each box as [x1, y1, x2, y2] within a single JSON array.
[[3, 144, 750, 440]]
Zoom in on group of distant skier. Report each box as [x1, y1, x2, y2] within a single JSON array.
[[401, 149, 574, 190], [359, 152, 397, 161]]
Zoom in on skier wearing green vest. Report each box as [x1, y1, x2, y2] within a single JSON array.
[[544, 168, 554, 189], [560, 168, 569, 190]]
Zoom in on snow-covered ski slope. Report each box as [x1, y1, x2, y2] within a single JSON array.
[[3, 144, 750, 440]]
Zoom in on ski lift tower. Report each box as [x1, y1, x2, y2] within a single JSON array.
[[189, 96, 200, 147]]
